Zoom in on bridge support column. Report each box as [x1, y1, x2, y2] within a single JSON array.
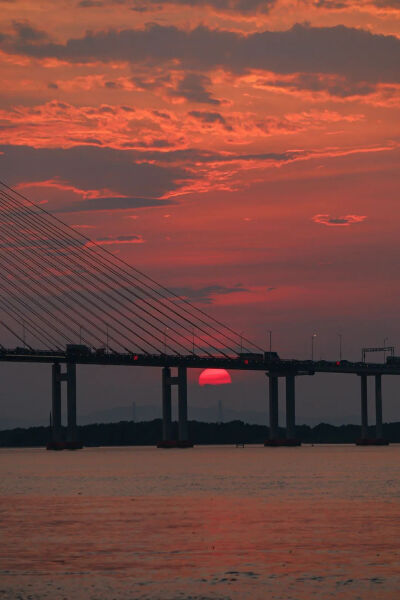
[[268, 375, 279, 441], [157, 366, 193, 448], [50, 363, 62, 445], [47, 362, 82, 450], [178, 366, 188, 442], [356, 374, 388, 445], [265, 373, 301, 447], [286, 374, 296, 441], [375, 375, 383, 440], [66, 363, 77, 445], [360, 374, 368, 440], [162, 367, 172, 442]]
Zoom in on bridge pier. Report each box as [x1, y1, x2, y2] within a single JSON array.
[[356, 374, 388, 445], [286, 374, 296, 440], [375, 375, 383, 439], [264, 373, 300, 446], [162, 366, 172, 442], [47, 362, 82, 450], [66, 362, 77, 445], [268, 375, 279, 441], [178, 366, 188, 442], [51, 363, 62, 445], [158, 366, 193, 448]]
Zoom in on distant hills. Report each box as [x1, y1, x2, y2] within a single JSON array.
[[1, 419, 400, 447]]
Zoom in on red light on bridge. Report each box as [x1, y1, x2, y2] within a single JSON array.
[[336, 361, 340, 366], [244, 359, 249, 365], [133, 355, 139, 361]]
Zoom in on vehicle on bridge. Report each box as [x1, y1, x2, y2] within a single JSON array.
[[66, 344, 92, 358], [386, 356, 400, 365]]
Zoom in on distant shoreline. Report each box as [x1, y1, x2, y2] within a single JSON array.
[[1, 419, 400, 447]]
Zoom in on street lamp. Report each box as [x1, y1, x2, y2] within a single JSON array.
[[383, 337, 388, 361], [337, 333, 342, 362], [311, 333, 317, 361], [267, 330, 272, 354]]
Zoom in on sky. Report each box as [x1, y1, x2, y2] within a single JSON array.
[[0, 0, 399, 428]]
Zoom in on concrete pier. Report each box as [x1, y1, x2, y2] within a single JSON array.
[[158, 365, 192, 447], [264, 373, 300, 446], [66, 362, 77, 444], [162, 366, 172, 441], [268, 375, 279, 441], [356, 373, 388, 445], [360, 374, 368, 440], [375, 374, 383, 439], [48, 362, 82, 450], [51, 363, 62, 444], [285, 374, 296, 440], [178, 366, 188, 442]]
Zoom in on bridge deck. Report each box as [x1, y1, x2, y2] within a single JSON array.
[[0, 348, 399, 375]]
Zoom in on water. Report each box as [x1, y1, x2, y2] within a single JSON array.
[[1, 444, 399, 599]]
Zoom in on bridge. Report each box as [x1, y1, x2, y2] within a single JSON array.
[[0, 181, 397, 448]]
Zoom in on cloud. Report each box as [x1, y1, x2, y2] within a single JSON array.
[[0, 144, 189, 200], [310, 0, 400, 11], [78, 0, 104, 6], [58, 197, 175, 213], [189, 110, 230, 128], [112, 0, 277, 14], [3, 22, 400, 84], [91, 234, 144, 244], [170, 73, 220, 105], [312, 214, 367, 226], [170, 284, 249, 304]]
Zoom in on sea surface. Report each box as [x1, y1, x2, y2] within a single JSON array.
[[1, 444, 399, 599]]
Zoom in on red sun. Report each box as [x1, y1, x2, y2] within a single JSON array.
[[199, 369, 232, 386]]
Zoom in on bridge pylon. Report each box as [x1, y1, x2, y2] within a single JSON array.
[[47, 362, 82, 450], [264, 373, 301, 447], [157, 366, 193, 448], [356, 374, 388, 446]]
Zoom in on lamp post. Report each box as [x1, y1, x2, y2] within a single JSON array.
[[383, 337, 388, 361], [337, 333, 342, 362], [311, 333, 317, 361], [267, 330, 272, 354]]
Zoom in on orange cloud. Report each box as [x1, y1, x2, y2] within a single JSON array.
[[312, 214, 367, 226]]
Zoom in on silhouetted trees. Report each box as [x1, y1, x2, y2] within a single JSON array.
[[1, 419, 400, 447]]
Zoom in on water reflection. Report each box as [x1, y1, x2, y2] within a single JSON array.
[[0, 445, 399, 599]]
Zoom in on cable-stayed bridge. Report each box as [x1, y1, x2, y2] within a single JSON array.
[[0, 181, 398, 448]]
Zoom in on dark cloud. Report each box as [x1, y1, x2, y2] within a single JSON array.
[[171, 73, 220, 104], [2, 22, 400, 83], [189, 110, 228, 125], [78, 0, 104, 6], [47, 82, 59, 90], [104, 80, 121, 89], [128, 0, 277, 13], [58, 197, 174, 213], [312, 0, 400, 10], [170, 284, 249, 304], [0, 144, 189, 200], [312, 214, 367, 226], [96, 235, 141, 241], [131, 147, 301, 164], [11, 20, 49, 43], [270, 73, 377, 98]]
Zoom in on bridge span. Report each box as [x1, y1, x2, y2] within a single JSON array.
[[1, 346, 397, 449]]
